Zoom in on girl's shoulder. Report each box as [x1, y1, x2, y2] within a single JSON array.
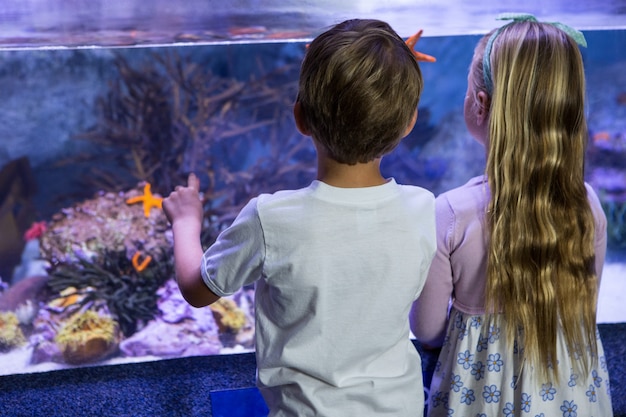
[[436, 175, 488, 216]]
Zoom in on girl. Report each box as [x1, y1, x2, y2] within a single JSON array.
[[411, 15, 614, 416]]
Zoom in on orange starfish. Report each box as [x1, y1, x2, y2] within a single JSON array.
[[131, 251, 152, 272], [126, 183, 163, 217], [406, 29, 436, 63]]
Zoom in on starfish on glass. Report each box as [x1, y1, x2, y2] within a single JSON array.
[[126, 183, 163, 217], [406, 29, 436, 63]]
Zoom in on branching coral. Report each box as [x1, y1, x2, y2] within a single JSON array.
[[46, 249, 173, 336], [0, 312, 26, 351], [74, 52, 268, 195]]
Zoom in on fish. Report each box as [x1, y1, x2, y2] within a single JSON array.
[[592, 131, 611, 143]]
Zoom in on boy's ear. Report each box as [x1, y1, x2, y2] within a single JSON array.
[[402, 109, 418, 137], [293, 101, 311, 135]]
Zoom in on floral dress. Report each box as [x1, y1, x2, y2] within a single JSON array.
[[427, 308, 613, 417]]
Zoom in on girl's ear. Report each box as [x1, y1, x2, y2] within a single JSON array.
[[293, 101, 311, 135], [476, 91, 490, 125]]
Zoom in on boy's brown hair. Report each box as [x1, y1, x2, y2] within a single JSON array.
[[297, 19, 423, 165]]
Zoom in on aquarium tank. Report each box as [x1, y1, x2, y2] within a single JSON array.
[[0, 0, 625, 376]]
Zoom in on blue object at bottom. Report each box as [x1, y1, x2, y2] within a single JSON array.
[[210, 387, 269, 417]]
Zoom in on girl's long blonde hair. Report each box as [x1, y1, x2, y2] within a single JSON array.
[[475, 21, 598, 383]]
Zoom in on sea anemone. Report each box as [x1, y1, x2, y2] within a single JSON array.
[[209, 298, 247, 333], [55, 309, 119, 365], [46, 249, 173, 336]]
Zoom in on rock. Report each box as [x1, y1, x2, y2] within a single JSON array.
[[61, 336, 119, 365], [39, 184, 172, 266], [0, 275, 49, 312], [54, 309, 120, 366], [30, 339, 63, 365], [119, 317, 222, 357]]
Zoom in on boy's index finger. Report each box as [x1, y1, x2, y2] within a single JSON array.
[[188, 173, 200, 192]]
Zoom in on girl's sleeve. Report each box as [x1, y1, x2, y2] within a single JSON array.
[[200, 198, 266, 296], [410, 195, 455, 348]]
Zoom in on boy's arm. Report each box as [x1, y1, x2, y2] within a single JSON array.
[[164, 173, 220, 308], [171, 216, 220, 307]]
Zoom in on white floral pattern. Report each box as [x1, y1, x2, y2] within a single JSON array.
[[427, 308, 614, 416]]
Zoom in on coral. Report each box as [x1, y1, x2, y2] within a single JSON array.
[[0, 275, 49, 311], [74, 52, 250, 194], [23, 221, 47, 241], [14, 300, 38, 325], [54, 309, 119, 365], [39, 185, 172, 266], [46, 249, 173, 336], [602, 200, 626, 250], [23, 49, 323, 367], [209, 298, 247, 333], [0, 311, 26, 351]]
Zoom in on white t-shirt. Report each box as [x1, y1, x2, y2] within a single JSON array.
[[201, 179, 436, 417]]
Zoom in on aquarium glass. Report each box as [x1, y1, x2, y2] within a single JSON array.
[[1, 0, 625, 376]]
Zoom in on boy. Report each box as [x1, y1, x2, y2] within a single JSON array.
[[163, 19, 435, 416]]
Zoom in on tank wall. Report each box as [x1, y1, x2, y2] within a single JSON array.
[[2, 0, 626, 48]]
